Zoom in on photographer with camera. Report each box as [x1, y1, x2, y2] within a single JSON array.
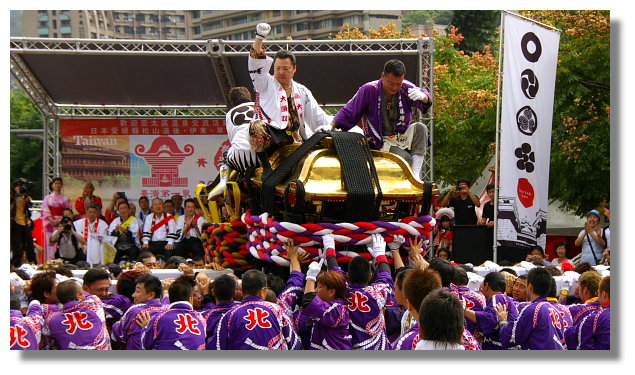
[[438, 178, 480, 225], [49, 216, 85, 264], [10, 178, 36, 267]]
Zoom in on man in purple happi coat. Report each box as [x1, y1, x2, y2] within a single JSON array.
[[111, 274, 165, 350], [326, 233, 393, 350], [465, 272, 519, 350], [139, 275, 206, 350], [28, 270, 61, 350], [275, 242, 313, 349], [495, 268, 565, 350], [287, 236, 351, 350], [10, 293, 43, 350], [453, 267, 486, 338], [392, 268, 442, 350], [83, 268, 131, 327], [210, 269, 301, 350], [203, 274, 240, 348], [47, 280, 111, 350], [568, 270, 602, 325], [320, 59, 432, 178], [565, 275, 610, 350]]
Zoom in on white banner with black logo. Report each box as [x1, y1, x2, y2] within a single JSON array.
[[497, 14, 560, 250]]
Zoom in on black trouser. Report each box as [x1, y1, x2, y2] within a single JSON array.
[[148, 241, 170, 261], [175, 237, 204, 259], [114, 245, 140, 265], [11, 221, 35, 267]]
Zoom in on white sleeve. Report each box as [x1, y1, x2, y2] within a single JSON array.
[[142, 214, 153, 244], [302, 86, 333, 131], [108, 219, 118, 234], [248, 55, 275, 94], [167, 218, 177, 246], [98, 220, 109, 236]]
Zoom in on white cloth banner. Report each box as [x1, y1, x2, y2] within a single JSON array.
[[86, 234, 118, 266], [498, 14, 560, 250]]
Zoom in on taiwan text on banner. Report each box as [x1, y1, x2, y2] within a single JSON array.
[[497, 14, 560, 250]]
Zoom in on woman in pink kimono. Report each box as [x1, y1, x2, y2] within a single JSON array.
[[41, 177, 72, 261]]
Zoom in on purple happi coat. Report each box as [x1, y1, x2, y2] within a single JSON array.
[[301, 295, 352, 350], [475, 293, 519, 350], [10, 301, 44, 350], [499, 296, 565, 350], [47, 293, 111, 350], [111, 299, 165, 350], [103, 294, 132, 327], [456, 285, 486, 337], [392, 321, 420, 350], [276, 270, 311, 348], [547, 298, 573, 336], [565, 304, 610, 350], [333, 79, 431, 148], [568, 298, 601, 325], [210, 296, 301, 350], [340, 267, 393, 350], [384, 293, 405, 344], [140, 301, 206, 350], [203, 300, 240, 349], [39, 303, 60, 350]]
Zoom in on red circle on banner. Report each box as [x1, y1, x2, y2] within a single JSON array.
[[517, 178, 535, 208]]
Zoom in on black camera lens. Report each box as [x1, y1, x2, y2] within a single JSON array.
[[63, 224, 72, 231]]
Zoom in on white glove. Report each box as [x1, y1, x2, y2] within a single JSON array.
[[322, 234, 335, 251], [388, 235, 405, 251], [306, 261, 321, 281], [367, 233, 386, 259], [315, 124, 334, 133], [256, 23, 271, 39], [408, 87, 427, 102]]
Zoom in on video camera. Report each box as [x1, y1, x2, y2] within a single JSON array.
[[60, 216, 74, 232], [13, 178, 34, 196]]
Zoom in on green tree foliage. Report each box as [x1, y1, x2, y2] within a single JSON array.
[[432, 27, 499, 186], [402, 10, 454, 28], [450, 10, 501, 54], [10, 90, 44, 199], [519, 10, 610, 215]]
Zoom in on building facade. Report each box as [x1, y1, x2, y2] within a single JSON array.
[[189, 10, 402, 40], [21, 10, 191, 40]]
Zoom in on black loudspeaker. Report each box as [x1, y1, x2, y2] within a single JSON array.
[[452, 225, 493, 266]]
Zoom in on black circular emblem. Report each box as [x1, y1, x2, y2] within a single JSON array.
[[516, 106, 538, 136], [520, 69, 539, 99], [521, 32, 542, 62], [231, 105, 255, 126]]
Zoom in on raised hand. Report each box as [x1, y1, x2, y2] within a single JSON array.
[[367, 233, 386, 259], [256, 23, 271, 39], [388, 234, 405, 251], [306, 261, 321, 281]]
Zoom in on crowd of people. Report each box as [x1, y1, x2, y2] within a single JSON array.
[[9, 22, 611, 351], [9, 230, 610, 351]]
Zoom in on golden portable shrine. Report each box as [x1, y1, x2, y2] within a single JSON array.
[[195, 131, 439, 269]]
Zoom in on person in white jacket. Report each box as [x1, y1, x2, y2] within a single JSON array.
[[248, 22, 333, 143]]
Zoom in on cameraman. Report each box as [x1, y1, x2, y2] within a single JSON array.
[[10, 178, 36, 267], [439, 177, 480, 225], [49, 216, 85, 264]]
